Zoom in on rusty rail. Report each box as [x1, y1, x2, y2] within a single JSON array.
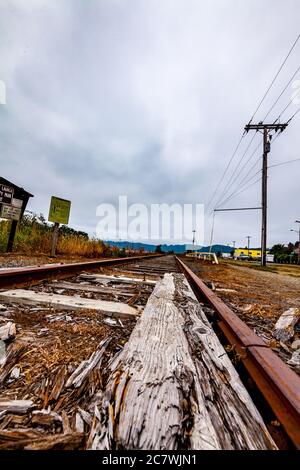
[[176, 256, 300, 449], [0, 254, 162, 289], [1, 253, 299, 447]]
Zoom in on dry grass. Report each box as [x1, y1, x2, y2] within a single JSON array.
[[0, 214, 109, 258]]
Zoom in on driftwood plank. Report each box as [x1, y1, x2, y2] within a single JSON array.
[[49, 281, 134, 297], [90, 273, 276, 450], [0, 290, 138, 319], [78, 273, 156, 286]]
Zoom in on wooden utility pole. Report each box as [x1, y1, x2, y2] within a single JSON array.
[[296, 221, 300, 265], [51, 222, 60, 257], [245, 122, 289, 266], [246, 236, 252, 257], [261, 127, 268, 266]]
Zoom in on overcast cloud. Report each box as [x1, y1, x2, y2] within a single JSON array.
[[0, 0, 299, 247]]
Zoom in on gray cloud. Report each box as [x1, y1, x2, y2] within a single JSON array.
[[0, 0, 299, 247]]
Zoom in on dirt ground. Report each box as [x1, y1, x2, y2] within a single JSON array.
[[0, 253, 106, 269], [182, 257, 300, 372]]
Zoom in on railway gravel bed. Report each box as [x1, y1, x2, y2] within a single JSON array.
[[181, 257, 300, 374]]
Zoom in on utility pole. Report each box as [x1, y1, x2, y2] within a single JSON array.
[[246, 236, 252, 257], [292, 221, 300, 265], [192, 230, 196, 251], [245, 122, 289, 266], [297, 221, 300, 265]]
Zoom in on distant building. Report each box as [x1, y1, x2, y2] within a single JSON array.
[[221, 252, 232, 259], [234, 248, 270, 259]]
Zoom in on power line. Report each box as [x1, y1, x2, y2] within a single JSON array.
[[215, 173, 262, 209], [205, 133, 245, 213], [215, 128, 283, 210], [248, 32, 300, 124], [216, 167, 262, 209], [219, 140, 261, 200], [263, 64, 300, 120], [287, 106, 300, 123], [206, 34, 300, 214], [217, 177, 262, 209], [269, 157, 300, 169], [213, 133, 258, 208]]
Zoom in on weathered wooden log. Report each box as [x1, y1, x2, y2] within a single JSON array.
[[272, 308, 300, 342], [90, 273, 276, 450], [0, 322, 16, 341]]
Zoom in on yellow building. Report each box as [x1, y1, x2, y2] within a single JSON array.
[[234, 248, 269, 259]]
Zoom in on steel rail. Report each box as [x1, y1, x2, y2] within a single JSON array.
[[0, 254, 162, 289], [176, 256, 300, 449]]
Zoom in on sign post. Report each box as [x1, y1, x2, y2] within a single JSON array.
[[48, 196, 71, 257], [0, 178, 34, 252]]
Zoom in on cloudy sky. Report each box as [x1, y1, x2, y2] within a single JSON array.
[[0, 0, 299, 247]]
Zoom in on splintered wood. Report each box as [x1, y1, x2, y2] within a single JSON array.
[[90, 273, 276, 450], [0, 271, 277, 450]]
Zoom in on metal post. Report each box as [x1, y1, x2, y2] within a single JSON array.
[[51, 222, 60, 257]]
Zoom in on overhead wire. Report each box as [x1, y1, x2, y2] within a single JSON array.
[[269, 157, 300, 169], [213, 133, 258, 208], [248, 32, 300, 124], [205, 32, 300, 219], [205, 133, 245, 213]]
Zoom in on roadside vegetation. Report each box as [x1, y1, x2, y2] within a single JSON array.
[[0, 212, 113, 258]]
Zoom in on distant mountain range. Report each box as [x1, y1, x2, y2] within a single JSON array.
[[105, 241, 234, 254]]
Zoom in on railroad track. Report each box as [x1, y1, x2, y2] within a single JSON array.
[[0, 254, 299, 450]]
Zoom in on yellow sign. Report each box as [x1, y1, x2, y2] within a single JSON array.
[[48, 196, 71, 225]]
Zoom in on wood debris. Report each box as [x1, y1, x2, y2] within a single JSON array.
[[272, 308, 300, 342], [65, 338, 111, 389], [0, 400, 33, 414], [0, 322, 16, 341]]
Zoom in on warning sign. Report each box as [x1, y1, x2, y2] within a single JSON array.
[[48, 196, 71, 225]]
